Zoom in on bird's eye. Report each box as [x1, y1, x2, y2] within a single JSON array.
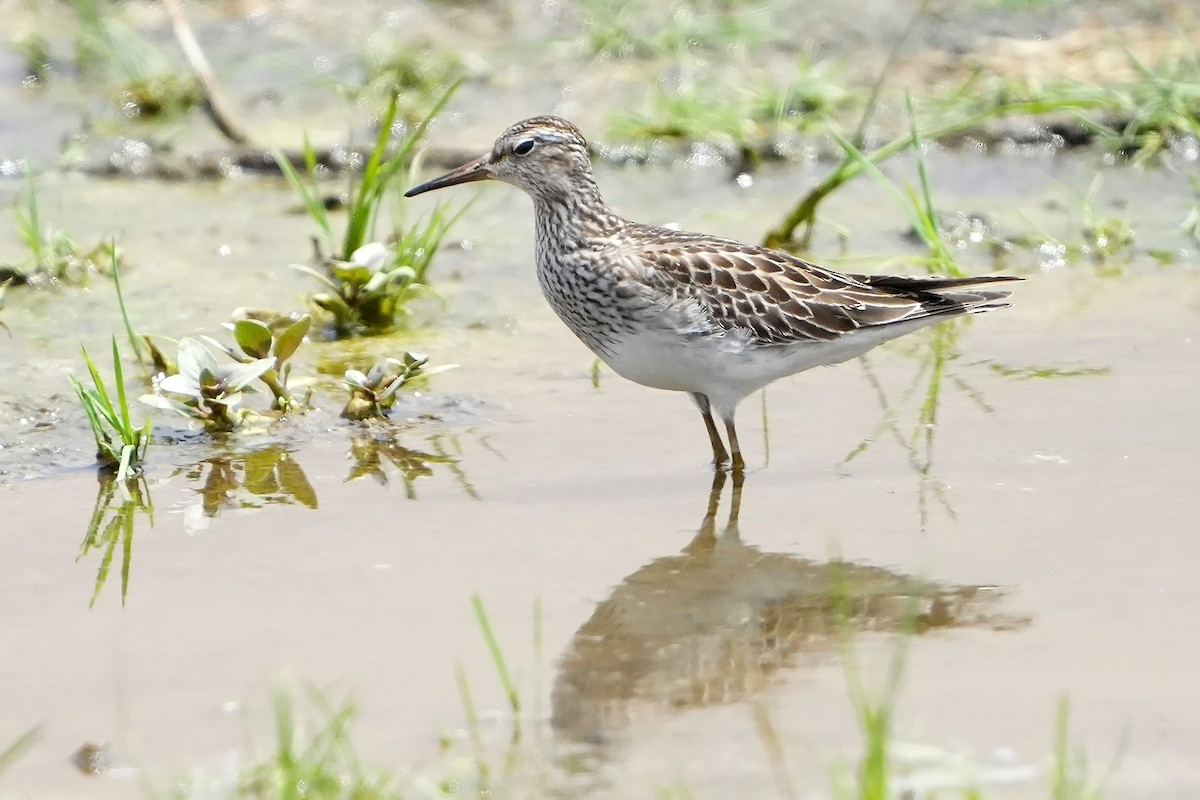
[[513, 139, 535, 156]]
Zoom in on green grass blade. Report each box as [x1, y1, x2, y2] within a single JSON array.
[[827, 129, 921, 235], [70, 377, 106, 444], [0, 726, 39, 776], [470, 593, 520, 717], [275, 142, 332, 245], [343, 93, 401, 258], [111, 337, 133, 437], [22, 168, 45, 270], [454, 662, 489, 792], [110, 244, 145, 365], [80, 346, 115, 418]]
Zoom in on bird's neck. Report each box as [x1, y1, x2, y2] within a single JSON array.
[[530, 173, 625, 254]]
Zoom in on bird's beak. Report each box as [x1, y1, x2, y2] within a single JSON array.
[[404, 154, 491, 197]]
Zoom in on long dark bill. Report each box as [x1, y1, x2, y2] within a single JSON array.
[[404, 154, 491, 197]]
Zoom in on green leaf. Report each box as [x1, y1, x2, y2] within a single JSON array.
[[139, 394, 197, 415], [272, 314, 311, 364], [222, 358, 275, 391], [177, 337, 218, 380], [233, 319, 273, 359]]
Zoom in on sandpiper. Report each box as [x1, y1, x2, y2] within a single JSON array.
[[405, 116, 1019, 471]]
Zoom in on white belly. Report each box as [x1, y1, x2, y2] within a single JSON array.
[[593, 316, 947, 419]]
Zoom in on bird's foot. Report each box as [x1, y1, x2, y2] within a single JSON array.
[[711, 453, 746, 473]]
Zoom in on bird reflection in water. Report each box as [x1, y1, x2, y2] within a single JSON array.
[[552, 471, 1026, 743]]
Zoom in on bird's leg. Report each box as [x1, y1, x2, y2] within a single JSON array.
[[724, 417, 745, 473], [691, 393, 729, 467]]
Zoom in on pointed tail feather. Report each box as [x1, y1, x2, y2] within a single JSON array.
[[852, 273, 1021, 311]]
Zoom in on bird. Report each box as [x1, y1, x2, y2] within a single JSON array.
[[404, 116, 1020, 472]]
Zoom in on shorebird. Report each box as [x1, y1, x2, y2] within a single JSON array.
[[405, 116, 1019, 471]]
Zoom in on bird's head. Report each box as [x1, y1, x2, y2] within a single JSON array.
[[405, 116, 593, 202]]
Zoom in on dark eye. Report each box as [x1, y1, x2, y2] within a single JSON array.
[[513, 139, 535, 156]]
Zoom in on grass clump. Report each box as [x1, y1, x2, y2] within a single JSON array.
[[236, 690, 400, 800], [69, 0, 202, 120], [278, 84, 466, 338], [357, 37, 465, 125], [943, 47, 1200, 164], [608, 56, 852, 165], [70, 338, 152, 483], [609, 78, 767, 156], [1064, 51, 1200, 164], [577, 0, 777, 59], [754, 56, 853, 127], [7, 171, 120, 288]]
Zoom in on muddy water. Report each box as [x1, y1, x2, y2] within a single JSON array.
[[2, 144, 1199, 800]]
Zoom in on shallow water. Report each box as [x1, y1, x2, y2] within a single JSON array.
[[2, 140, 1199, 798]]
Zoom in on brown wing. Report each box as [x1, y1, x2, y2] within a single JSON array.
[[622, 226, 1020, 345]]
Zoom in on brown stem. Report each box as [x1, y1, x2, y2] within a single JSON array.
[[160, 0, 251, 145]]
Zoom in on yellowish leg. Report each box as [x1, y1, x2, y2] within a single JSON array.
[[692, 393, 730, 467], [724, 418, 745, 472]]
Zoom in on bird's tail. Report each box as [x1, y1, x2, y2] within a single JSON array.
[[854, 274, 1022, 311]]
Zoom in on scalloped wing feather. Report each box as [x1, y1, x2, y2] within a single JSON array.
[[619, 226, 1019, 345]]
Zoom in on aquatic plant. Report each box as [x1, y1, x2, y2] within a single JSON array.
[[608, 77, 765, 158], [236, 689, 397, 800], [828, 103, 1007, 525], [938, 45, 1200, 164], [357, 37, 465, 124], [147, 337, 272, 428], [8, 171, 120, 287], [140, 338, 276, 431], [278, 84, 465, 337], [828, 581, 917, 800], [753, 55, 853, 128], [140, 312, 311, 429], [13, 32, 50, 85], [296, 216, 459, 336], [1003, 179, 1135, 275], [101, 242, 149, 366], [577, 0, 776, 59], [762, 92, 1077, 250], [1049, 698, 1120, 800], [1069, 50, 1200, 164], [206, 312, 312, 411], [341, 351, 452, 420], [1078, 181, 1135, 268], [69, 0, 202, 119], [70, 338, 152, 482]]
